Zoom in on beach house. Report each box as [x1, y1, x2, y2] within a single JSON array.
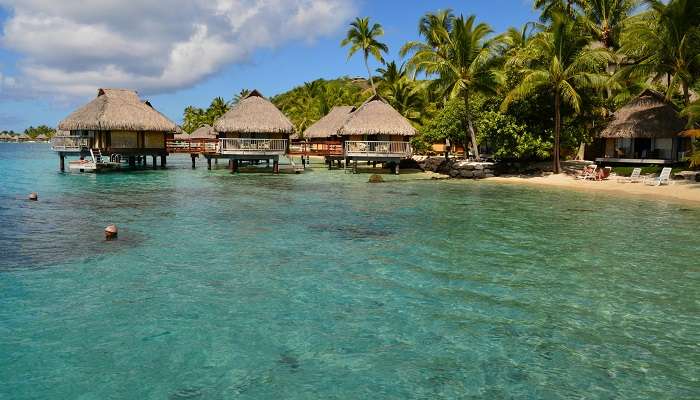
[[591, 89, 691, 165]]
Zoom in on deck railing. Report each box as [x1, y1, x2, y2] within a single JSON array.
[[219, 138, 287, 155], [51, 136, 90, 151], [166, 139, 219, 154], [289, 141, 344, 156], [344, 141, 412, 158]]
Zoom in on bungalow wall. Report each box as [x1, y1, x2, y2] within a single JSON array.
[[68, 130, 168, 152], [594, 137, 691, 161]]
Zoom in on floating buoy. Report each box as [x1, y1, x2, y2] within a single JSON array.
[[28, 192, 38, 201], [105, 224, 118, 240], [368, 174, 384, 183]]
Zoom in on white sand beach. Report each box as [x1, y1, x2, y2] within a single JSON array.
[[487, 174, 700, 203]]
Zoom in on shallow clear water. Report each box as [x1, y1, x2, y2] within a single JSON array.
[[1, 143, 698, 399]]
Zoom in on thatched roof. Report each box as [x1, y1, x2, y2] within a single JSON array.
[[190, 124, 217, 139], [35, 134, 48, 140], [174, 132, 189, 140], [300, 106, 355, 139], [338, 95, 416, 136], [600, 89, 688, 139], [58, 88, 179, 132], [213, 89, 295, 134]]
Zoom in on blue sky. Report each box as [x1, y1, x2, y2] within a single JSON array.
[[0, 0, 538, 132]]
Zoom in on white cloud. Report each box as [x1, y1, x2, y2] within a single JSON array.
[[0, 0, 355, 98]]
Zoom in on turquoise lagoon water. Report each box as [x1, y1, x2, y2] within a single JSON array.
[[0, 143, 698, 399]]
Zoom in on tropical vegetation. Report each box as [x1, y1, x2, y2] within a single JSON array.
[[182, 0, 700, 171]]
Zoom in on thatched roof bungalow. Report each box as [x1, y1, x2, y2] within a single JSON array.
[[338, 95, 417, 138], [214, 90, 294, 137], [336, 95, 416, 173], [594, 89, 691, 163], [213, 90, 294, 162], [55, 88, 179, 158], [35, 134, 49, 142]]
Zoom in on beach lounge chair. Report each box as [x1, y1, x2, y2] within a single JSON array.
[[617, 167, 642, 183], [644, 167, 673, 186], [576, 164, 597, 180]]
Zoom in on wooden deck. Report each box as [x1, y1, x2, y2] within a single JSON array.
[[288, 141, 343, 156], [344, 141, 412, 160], [166, 139, 219, 154]]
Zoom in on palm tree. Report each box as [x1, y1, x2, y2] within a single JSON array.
[[502, 13, 612, 173], [381, 79, 426, 123], [581, 0, 640, 50], [402, 14, 503, 160], [207, 97, 229, 123], [376, 61, 408, 87], [535, 0, 587, 20], [620, 0, 700, 106], [182, 106, 206, 133], [341, 17, 389, 94]]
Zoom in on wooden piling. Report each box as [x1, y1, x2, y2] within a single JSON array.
[[152, 155, 157, 169], [59, 154, 65, 172], [207, 157, 212, 170], [273, 160, 279, 174], [191, 154, 196, 169], [395, 163, 400, 175], [161, 156, 166, 168]]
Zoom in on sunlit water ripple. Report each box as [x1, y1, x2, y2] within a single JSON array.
[[1, 143, 698, 399]]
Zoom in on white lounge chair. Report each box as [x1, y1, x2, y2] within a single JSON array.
[[576, 164, 597, 180], [617, 167, 642, 183], [644, 167, 673, 186]]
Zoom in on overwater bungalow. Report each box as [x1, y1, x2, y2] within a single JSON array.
[[35, 134, 49, 142], [338, 95, 416, 174], [212, 90, 295, 173], [51, 88, 180, 172], [590, 89, 691, 165]]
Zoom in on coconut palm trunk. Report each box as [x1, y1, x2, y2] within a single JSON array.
[[463, 92, 480, 160], [364, 53, 376, 94], [554, 91, 562, 174]]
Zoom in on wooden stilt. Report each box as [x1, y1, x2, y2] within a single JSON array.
[[152, 155, 157, 169], [161, 156, 166, 168], [207, 157, 212, 170], [395, 163, 400, 175], [232, 159, 239, 173], [191, 154, 196, 169], [129, 156, 136, 167], [59, 154, 65, 172], [372, 161, 377, 168], [215, 158, 218, 165], [273, 160, 279, 174], [228, 159, 234, 170], [353, 159, 358, 174]]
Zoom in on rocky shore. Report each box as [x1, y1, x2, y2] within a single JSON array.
[[415, 156, 495, 179]]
